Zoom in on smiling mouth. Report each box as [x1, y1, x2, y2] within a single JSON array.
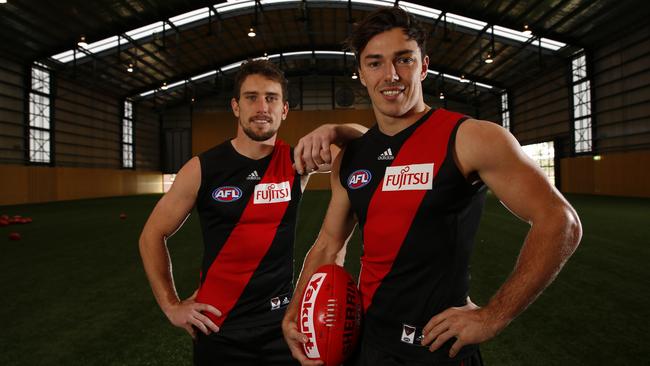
[[381, 89, 403, 96], [250, 118, 271, 124]]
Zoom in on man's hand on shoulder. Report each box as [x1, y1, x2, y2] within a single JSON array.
[[294, 124, 337, 175], [294, 123, 367, 175]]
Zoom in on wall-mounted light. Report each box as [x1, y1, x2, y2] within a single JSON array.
[[593, 155, 602, 161]]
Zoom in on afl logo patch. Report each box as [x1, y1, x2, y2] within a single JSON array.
[[212, 186, 242, 202], [347, 169, 372, 189]]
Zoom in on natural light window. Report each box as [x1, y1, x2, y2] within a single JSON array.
[[522, 141, 555, 186], [51, 1, 565, 63], [122, 99, 134, 168], [572, 53, 592, 153], [163, 174, 177, 193], [500, 91, 510, 131], [29, 63, 51, 163]]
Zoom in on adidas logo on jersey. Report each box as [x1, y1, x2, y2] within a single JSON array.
[[246, 170, 261, 180], [377, 148, 394, 160]]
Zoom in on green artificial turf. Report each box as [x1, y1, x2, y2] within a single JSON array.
[[0, 192, 648, 365]]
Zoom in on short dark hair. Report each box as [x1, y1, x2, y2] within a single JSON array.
[[345, 7, 427, 66], [233, 59, 289, 102]]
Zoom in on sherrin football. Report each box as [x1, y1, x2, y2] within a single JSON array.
[[299, 264, 362, 366]]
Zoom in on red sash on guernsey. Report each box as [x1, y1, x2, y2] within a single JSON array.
[[196, 139, 294, 326], [359, 109, 464, 312]]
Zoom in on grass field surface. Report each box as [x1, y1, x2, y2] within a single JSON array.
[[1, 191, 648, 365]]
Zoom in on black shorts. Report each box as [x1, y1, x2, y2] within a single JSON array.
[[193, 323, 299, 366], [346, 337, 484, 366]]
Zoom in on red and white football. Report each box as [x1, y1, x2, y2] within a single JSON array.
[[299, 264, 362, 366]]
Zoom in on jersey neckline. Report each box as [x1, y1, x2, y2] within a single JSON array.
[[227, 139, 275, 164], [371, 108, 436, 141]]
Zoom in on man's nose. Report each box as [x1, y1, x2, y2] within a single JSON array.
[[383, 62, 399, 82], [255, 97, 269, 112]]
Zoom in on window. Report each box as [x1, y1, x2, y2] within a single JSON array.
[[500, 90, 510, 131], [571, 53, 592, 153], [522, 141, 555, 186], [122, 99, 134, 168], [29, 63, 52, 163], [163, 174, 176, 193]]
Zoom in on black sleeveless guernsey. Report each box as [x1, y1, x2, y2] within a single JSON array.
[[340, 108, 487, 362], [195, 139, 302, 331]]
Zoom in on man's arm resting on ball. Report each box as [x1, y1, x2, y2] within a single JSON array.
[[283, 152, 358, 365]]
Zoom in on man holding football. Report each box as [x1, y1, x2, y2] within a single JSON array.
[[283, 7, 582, 366], [139, 59, 365, 365]]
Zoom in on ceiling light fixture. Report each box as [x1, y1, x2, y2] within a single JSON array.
[[523, 24, 532, 36], [249, 0, 259, 38], [0, 0, 8, 4], [439, 92, 445, 100], [77, 35, 88, 48], [351, 72, 358, 80], [126, 63, 134, 73], [161, 82, 168, 90], [485, 25, 495, 64], [460, 74, 470, 83]]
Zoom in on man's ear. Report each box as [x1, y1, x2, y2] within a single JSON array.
[[421, 55, 429, 81], [282, 101, 289, 120], [358, 67, 367, 87], [231, 97, 240, 118]]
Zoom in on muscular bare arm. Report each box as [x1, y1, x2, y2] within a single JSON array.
[[139, 157, 221, 338], [283, 152, 358, 365], [421, 120, 582, 356], [294, 123, 368, 175]]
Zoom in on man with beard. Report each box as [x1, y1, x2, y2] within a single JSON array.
[[282, 7, 582, 366], [139, 59, 366, 365]]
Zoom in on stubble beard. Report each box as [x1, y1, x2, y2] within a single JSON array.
[[240, 118, 278, 142]]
